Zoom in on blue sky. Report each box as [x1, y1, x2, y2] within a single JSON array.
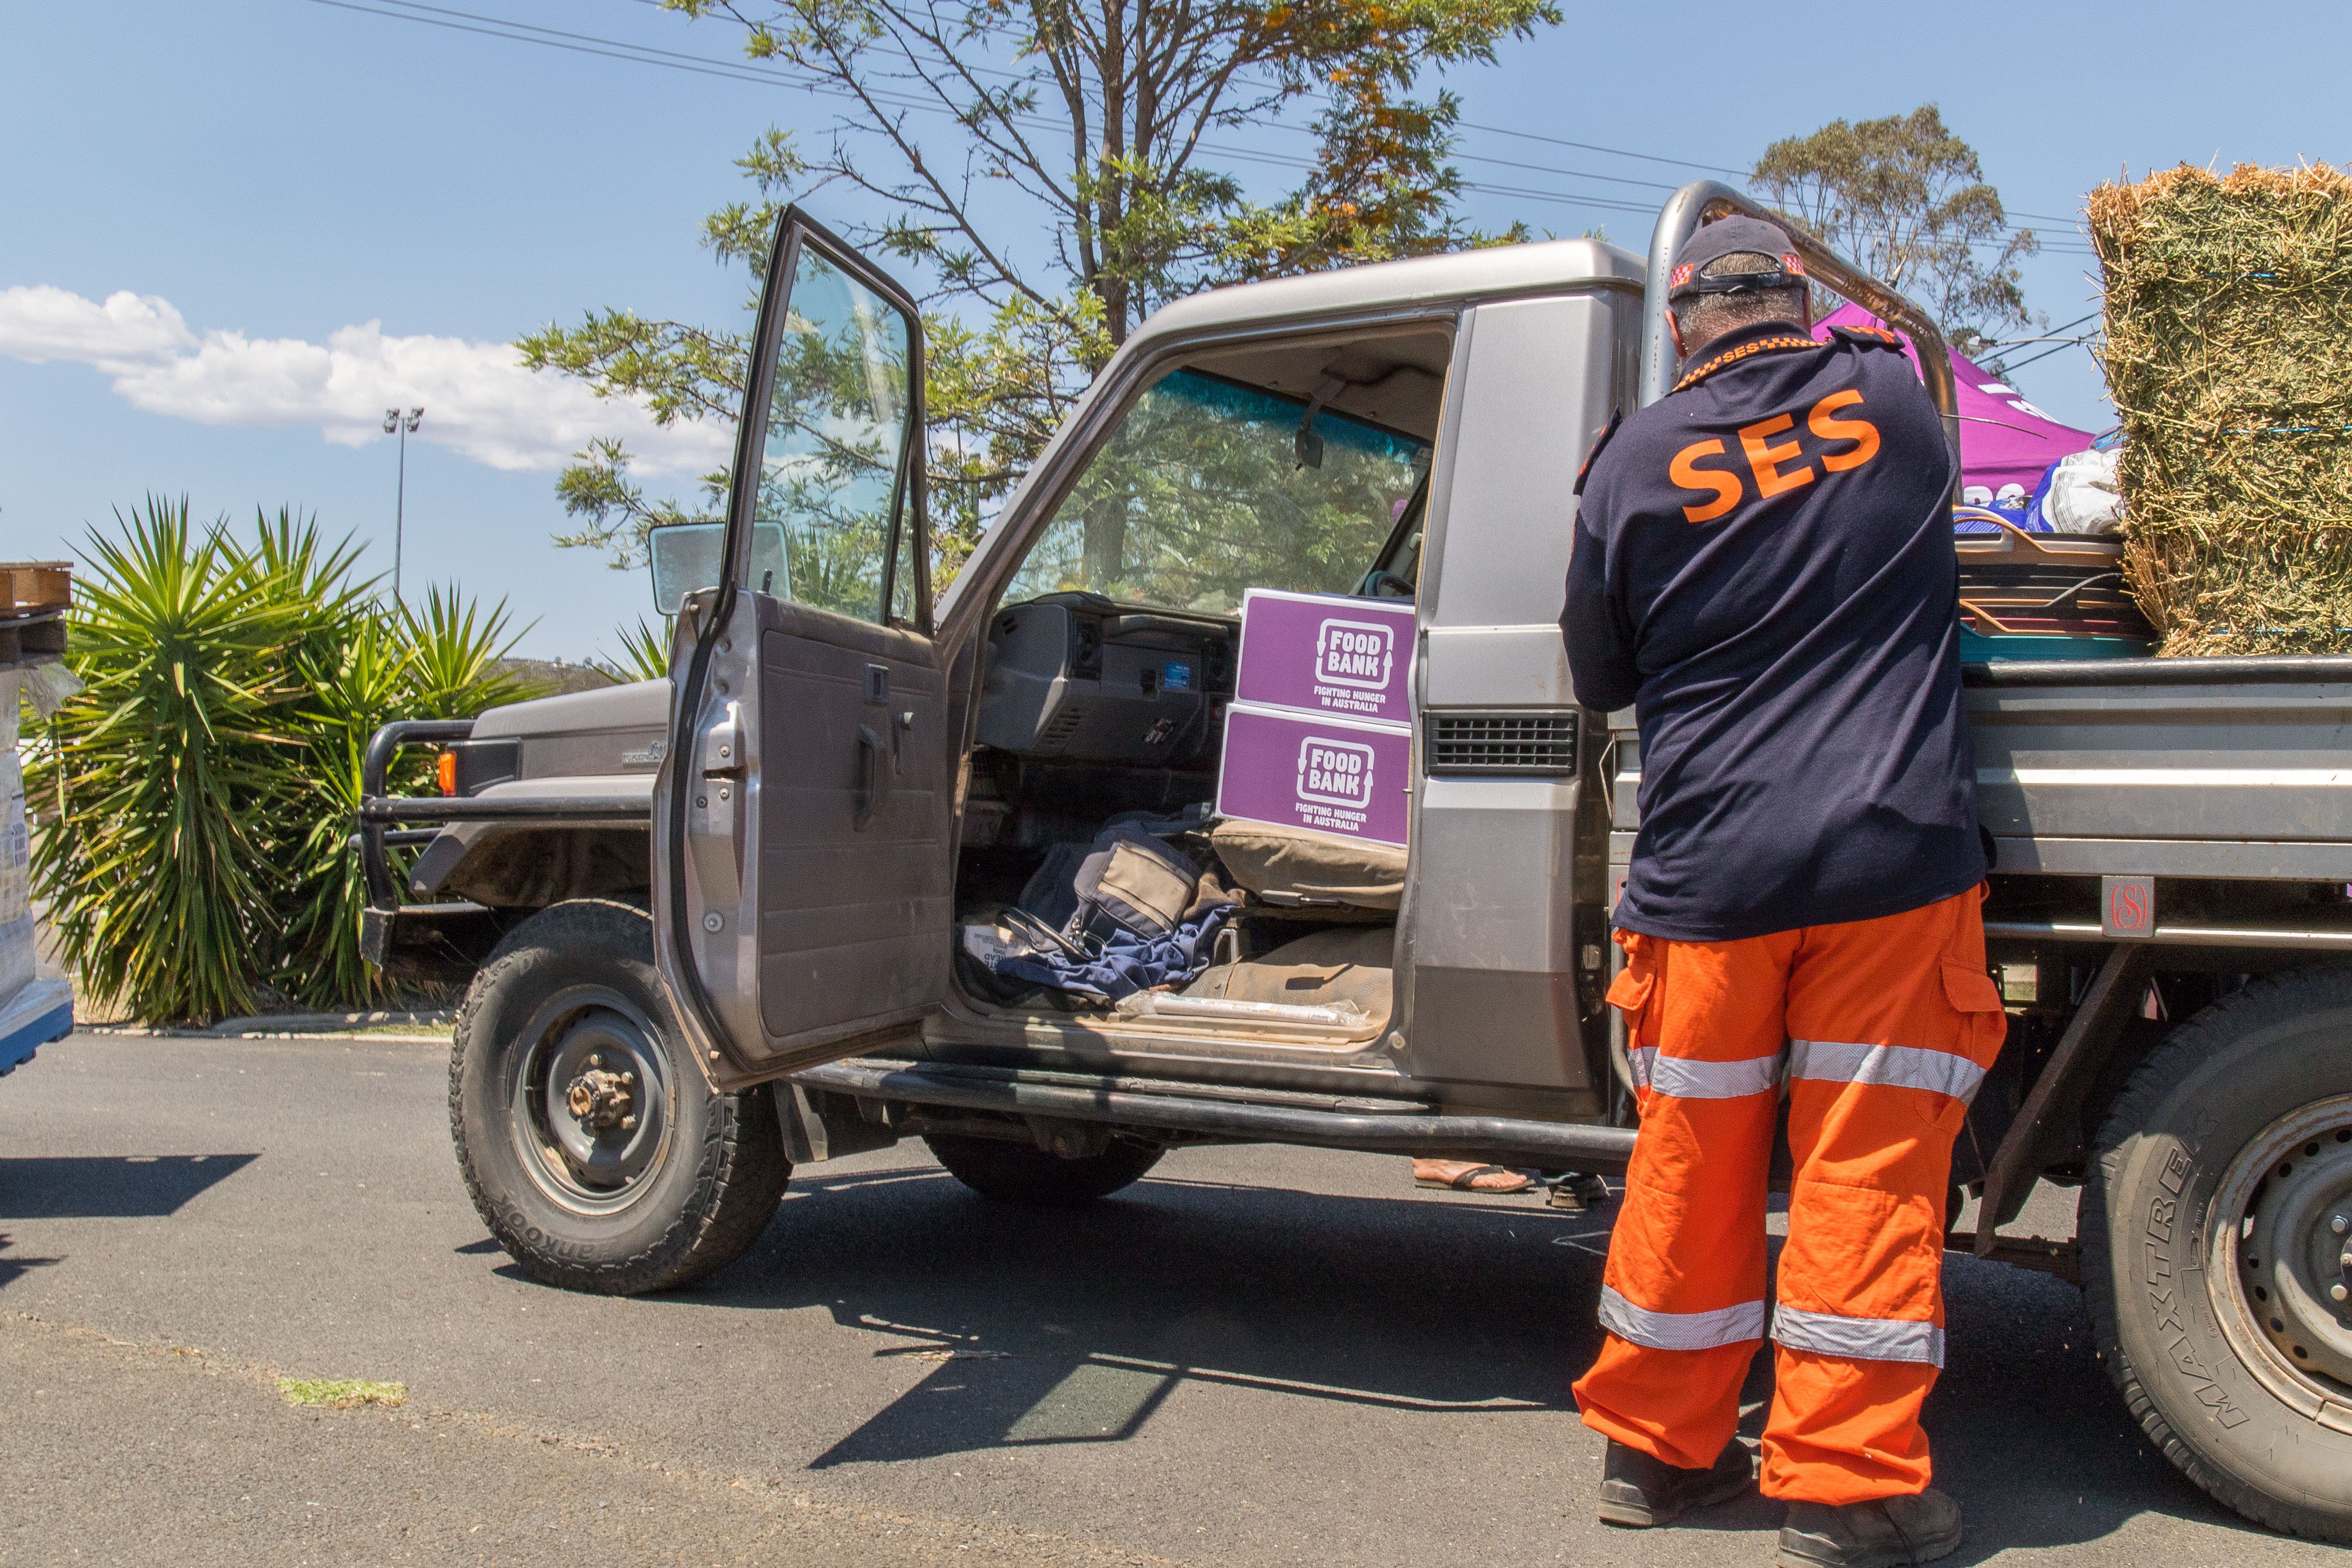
[[6, 1, 2346, 658]]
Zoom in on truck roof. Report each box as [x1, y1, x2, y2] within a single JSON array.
[[1134, 237, 1646, 345]]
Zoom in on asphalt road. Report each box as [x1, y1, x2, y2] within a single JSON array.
[[1, 1031, 2336, 1568]]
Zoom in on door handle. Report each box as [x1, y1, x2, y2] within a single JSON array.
[[687, 699, 746, 909], [854, 723, 884, 830]]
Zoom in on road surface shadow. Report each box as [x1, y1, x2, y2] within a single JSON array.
[[643, 1157, 2272, 1553], [0, 1231, 62, 1289], [0, 1154, 259, 1219]]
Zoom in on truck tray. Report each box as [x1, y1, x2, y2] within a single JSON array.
[[1609, 655, 2352, 884]]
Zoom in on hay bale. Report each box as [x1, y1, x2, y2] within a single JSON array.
[[2088, 163, 2352, 655]]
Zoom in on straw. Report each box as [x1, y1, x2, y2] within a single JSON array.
[[2087, 162, 2352, 655]]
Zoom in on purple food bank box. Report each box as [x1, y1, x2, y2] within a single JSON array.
[[1234, 588, 1415, 726], [1216, 703, 1411, 847]]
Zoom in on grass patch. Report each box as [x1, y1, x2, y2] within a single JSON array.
[[276, 1376, 407, 1409]]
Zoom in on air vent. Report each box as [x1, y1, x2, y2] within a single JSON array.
[[1427, 712, 1578, 776], [1040, 707, 1086, 741], [1069, 617, 1104, 680]]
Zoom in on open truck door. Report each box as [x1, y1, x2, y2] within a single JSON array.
[[655, 211, 951, 1090]]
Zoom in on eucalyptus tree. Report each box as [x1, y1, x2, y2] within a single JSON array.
[[1752, 104, 2039, 356], [522, 0, 1557, 577]]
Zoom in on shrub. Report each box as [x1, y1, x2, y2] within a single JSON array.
[[592, 617, 671, 684], [28, 498, 535, 1023]]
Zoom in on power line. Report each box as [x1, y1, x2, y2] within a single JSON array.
[[305, 0, 795, 86], [1977, 310, 2104, 347], [1998, 334, 2100, 374], [303, 0, 2102, 250], [1454, 119, 1745, 176], [302, 0, 1700, 222]]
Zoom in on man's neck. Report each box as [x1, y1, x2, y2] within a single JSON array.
[[1681, 316, 1811, 365]]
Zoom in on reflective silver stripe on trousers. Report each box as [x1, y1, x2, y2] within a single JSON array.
[[1630, 1048, 1783, 1099], [1599, 1285, 1768, 1351], [1772, 1303, 1946, 1367], [1627, 1044, 1656, 1093], [1787, 1038, 1985, 1103]]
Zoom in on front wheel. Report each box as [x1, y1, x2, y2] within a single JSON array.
[[2083, 966, 2352, 1542], [450, 899, 790, 1295]]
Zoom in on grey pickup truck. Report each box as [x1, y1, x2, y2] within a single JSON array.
[[360, 183, 2352, 1540]]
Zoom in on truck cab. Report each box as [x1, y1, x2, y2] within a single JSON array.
[[655, 216, 1638, 1122]]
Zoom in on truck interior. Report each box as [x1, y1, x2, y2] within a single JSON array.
[[951, 322, 1455, 1045]]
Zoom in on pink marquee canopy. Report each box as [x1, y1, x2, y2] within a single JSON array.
[[1810, 302, 2098, 497]]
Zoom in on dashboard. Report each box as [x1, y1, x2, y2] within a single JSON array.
[[977, 592, 1237, 765]]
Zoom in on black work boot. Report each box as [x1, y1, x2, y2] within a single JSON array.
[[1595, 1438, 1755, 1527], [1776, 1490, 1963, 1568]]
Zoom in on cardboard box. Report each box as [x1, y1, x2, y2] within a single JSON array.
[[1234, 588, 1414, 726], [1215, 702, 1410, 847]]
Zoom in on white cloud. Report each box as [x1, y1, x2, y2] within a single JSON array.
[[0, 285, 195, 371], [0, 284, 731, 476]]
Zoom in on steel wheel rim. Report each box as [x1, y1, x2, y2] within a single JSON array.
[[505, 986, 676, 1218], [2208, 1091, 2352, 1412]]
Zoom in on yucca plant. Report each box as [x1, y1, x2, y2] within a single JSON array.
[[31, 499, 311, 1022], [593, 617, 673, 684], [31, 502, 539, 1022], [275, 585, 533, 1007]]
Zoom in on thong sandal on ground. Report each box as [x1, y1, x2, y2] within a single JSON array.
[[1415, 1164, 1534, 1194]]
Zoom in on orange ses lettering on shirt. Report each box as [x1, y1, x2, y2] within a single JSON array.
[[1668, 438, 1743, 523], [1737, 413, 1814, 499], [1807, 389, 1881, 472]]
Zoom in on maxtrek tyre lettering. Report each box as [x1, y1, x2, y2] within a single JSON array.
[[2083, 965, 2352, 1542]]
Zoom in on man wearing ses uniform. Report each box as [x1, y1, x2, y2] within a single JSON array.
[[1559, 215, 2005, 1568]]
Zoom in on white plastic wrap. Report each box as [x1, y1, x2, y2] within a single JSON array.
[[2041, 447, 2125, 534], [0, 671, 31, 1004], [0, 668, 72, 1069]]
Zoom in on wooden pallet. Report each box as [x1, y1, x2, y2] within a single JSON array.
[[1, 561, 70, 617], [0, 561, 70, 671]]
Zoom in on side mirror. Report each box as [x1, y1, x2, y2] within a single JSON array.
[[649, 522, 791, 614]]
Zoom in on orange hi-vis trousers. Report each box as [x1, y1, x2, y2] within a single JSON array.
[[1572, 888, 2007, 1505]]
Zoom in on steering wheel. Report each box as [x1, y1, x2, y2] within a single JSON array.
[[1365, 570, 1417, 599]]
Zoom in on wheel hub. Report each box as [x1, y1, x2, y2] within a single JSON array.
[[565, 1061, 638, 1132], [2231, 1099, 2352, 1391], [507, 998, 673, 1217]]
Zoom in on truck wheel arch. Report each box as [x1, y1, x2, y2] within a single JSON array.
[[422, 825, 652, 910]]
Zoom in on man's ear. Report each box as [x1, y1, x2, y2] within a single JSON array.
[[1666, 307, 1688, 360]]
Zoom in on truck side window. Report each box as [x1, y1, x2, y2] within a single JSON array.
[[751, 249, 918, 625], [1008, 367, 1425, 614]]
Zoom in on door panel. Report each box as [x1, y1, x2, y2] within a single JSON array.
[[657, 208, 949, 1087], [755, 604, 948, 1044]]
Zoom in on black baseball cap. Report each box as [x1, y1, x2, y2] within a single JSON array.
[[1667, 215, 1807, 301]]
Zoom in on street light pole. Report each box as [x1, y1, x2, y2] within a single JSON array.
[[382, 406, 423, 603]]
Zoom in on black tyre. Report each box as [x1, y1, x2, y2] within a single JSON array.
[[449, 898, 790, 1295], [924, 1131, 1162, 1206], [2083, 966, 2352, 1541]]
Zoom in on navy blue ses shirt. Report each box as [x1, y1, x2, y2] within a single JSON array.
[[1562, 318, 1984, 943]]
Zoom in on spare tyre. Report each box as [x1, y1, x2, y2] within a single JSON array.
[[924, 1130, 1161, 1206], [449, 898, 789, 1295]]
